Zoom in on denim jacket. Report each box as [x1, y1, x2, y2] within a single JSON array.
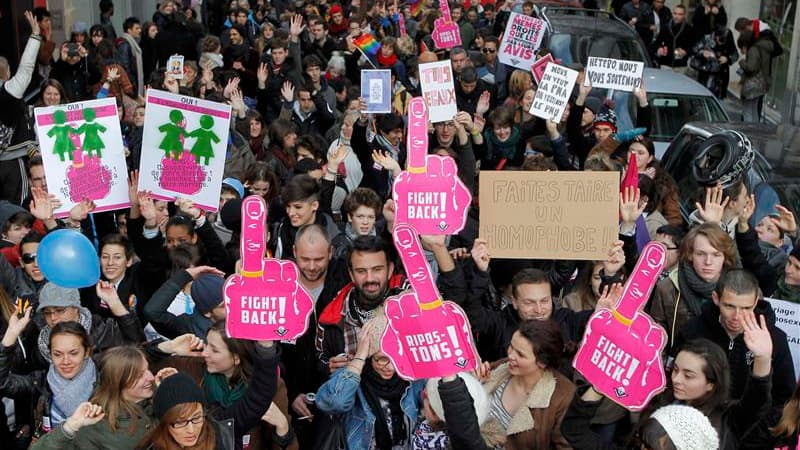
[[316, 368, 425, 450]]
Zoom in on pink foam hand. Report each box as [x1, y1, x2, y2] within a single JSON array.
[[224, 196, 313, 341], [431, 19, 462, 49], [573, 242, 669, 411], [380, 224, 479, 380], [392, 98, 471, 234]]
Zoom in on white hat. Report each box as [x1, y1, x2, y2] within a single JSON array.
[[651, 404, 719, 450], [425, 373, 490, 425]]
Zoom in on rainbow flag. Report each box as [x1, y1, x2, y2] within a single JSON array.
[[354, 33, 381, 56], [408, 0, 424, 18]]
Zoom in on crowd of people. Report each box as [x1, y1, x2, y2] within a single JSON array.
[[0, 0, 797, 449]]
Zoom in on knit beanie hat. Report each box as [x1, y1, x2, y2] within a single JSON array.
[[190, 274, 225, 315], [593, 107, 617, 131], [37, 283, 81, 311], [426, 373, 490, 425], [153, 372, 206, 419], [650, 404, 719, 450], [791, 244, 800, 262], [583, 96, 603, 116]]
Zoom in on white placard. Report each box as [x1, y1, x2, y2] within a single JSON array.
[[585, 57, 644, 92], [765, 297, 800, 378], [498, 12, 546, 70], [419, 60, 457, 123], [529, 63, 579, 122]]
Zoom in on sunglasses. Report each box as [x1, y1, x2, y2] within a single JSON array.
[[22, 253, 37, 264], [482, 48, 496, 53]]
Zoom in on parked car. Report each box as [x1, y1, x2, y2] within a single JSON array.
[[660, 122, 800, 225]]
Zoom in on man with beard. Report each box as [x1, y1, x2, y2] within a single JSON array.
[[315, 235, 406, 378]]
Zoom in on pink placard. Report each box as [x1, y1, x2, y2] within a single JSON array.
[[381, 224, 479, 380], [398, 13, 407, 37], [431, 0, 461, 50], [224, 196, 314, 341], [392, 97, 471, 234], [573, 242, 668, 411], [531, 53, 554, 84]]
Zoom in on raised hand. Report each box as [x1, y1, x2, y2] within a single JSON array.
[[281, 81, 295, 103], [619, 186, 646, 226], [1, 303, 32, 347], [69, 199, 96, 222], [770, 205, 797, 234], [371, 150, 401, 175], [24, 11, 40, 36], [633, 79, 648, 106], [603, 240, 625, 276], [224, 196, 313, 340], [185, 265, 224, 279], [176, 197, 203, 220], [573, 242, 668, 411], [476, 91, 491, 116], [29, 186, 54, 221], [257, 63, 268, 89], [327, 144, 350, 168], [742, 310, 772, 358], [154, 367, 178, 386], [137, 191, 157, 222], [160, 334, 204, 356], [695, 184, 729, 225], [289, 14, 305, 38], [737, 194, 756, 230], [392, 97, 471, 234], [595, 283, 623, 310], [65, 403, 105, 432], [380, 225, 479, 379], [470, 238, 491, 272], [383, 199, 396, 233]]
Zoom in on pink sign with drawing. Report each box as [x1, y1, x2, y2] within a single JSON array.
[[431, 0, 461, 49], [224, 196, 314, 341], [381, 224, 479, 380], [392, 97, 471, 234], [573, 242, 668, 411], [531, 53, 554, 84]]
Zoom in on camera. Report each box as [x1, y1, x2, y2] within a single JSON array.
[[67, 43, 80, 57]]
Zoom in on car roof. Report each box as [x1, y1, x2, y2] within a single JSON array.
[[542, 9, 638, 39], [642, 68, 716, 97]]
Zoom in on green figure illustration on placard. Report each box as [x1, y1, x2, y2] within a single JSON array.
[[187, 115, 220, 165], [74, 108, 107, 158], [158, 110, 187, 160], [47, 110, 76, 162]]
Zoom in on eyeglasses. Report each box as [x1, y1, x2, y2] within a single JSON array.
[[373, 355, 392, 368], [482, 48, 497, 54], [42, 307, 71, 319], [21, 253, 37, 264], [171, 414, 205, 429]]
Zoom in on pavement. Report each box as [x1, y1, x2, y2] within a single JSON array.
[[722, 91, 782, 124]]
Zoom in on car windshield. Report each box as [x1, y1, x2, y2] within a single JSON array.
[[547, 32, 649, 66], [632, 94, 728, 141]]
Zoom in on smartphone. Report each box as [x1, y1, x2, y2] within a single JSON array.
[[67, 43, 80, 57]]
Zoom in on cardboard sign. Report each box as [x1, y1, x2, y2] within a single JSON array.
[[585, 57, 644, 92], [167, 55, 184, 79], [138, 89, 231, 211], [431, 0, 461, 50], [361, 70, 392, 114], [34, 98, 130, 218], [381, 224, 479, 380], [531, 53, 554, 84], [224, 196, 314, 340], [765, 297, 800, 377], [574, 242, 668, 411], [392, 97, 471, 234], [419, 60, 457, 123], [498, 12, 546, 70], [530, 63, 578, 121], [479, 171, 618, 260]]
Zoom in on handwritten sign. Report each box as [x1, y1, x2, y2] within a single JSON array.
[[224, 196, 314, 340], [138, 89, 231, 211], [765, 297, 800, 377], [34, 98, 129, 218], [361, 70, 392, 113], [431, 0, 461, 50], [585, 57, 644, 92], [167, 55, 185, 80], [478, 171, 618, 260], [531, 53, 554, 84], [498, 12, 546, 70], [381, 224, 479, 380], [419, 60, 458, 123], [574, 242, 668, 411], [530, 63, 578, 121], [392, 97, 471, 234]]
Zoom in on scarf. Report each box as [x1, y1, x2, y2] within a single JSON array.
[[773, 276, 800, 303], [412, 419, 449, 450], [377, 52, 398, 68], [120, 33, 144, 97], [203, 372, 246, 407], [346, 296, 380, 327], [329, 18, 350, 35], [486, 127, 521, 167], [38, 308, 93, 363], [362, 362, 409, 450], [678, 264, 717, 317], [47, 358, 96, 427]]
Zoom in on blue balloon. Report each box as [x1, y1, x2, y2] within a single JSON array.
[[38, 230, 100, 288]]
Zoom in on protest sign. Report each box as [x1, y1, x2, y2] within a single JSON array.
[[419, 60, 457, 122], [765, 297, 800, 377], [585, 57, 644, 92], [530, 63, 578, 121], [224, 196, 314, 341], [34, 98, 129, 218], [138, 89, 231, 211], [531, 53, 554, 84], [393, 97, 471, 234], [361, 70, 392, 113], [479, 171, 618, 260], [167, 54, 184, 79], [574, 242, 669, 411], [431, 0, 461, 49], [498, 12, 546, 70], [381, 224, 479, 380]]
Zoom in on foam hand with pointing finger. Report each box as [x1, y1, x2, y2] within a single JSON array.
[[392, 97, 471, 234], [573, 241, 668, 411], [431, 0, 461, 49], [224, 196, 313, 341], [381, 224, 478, 380]]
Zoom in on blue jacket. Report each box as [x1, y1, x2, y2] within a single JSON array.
[[316, 368, 425, 450]]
